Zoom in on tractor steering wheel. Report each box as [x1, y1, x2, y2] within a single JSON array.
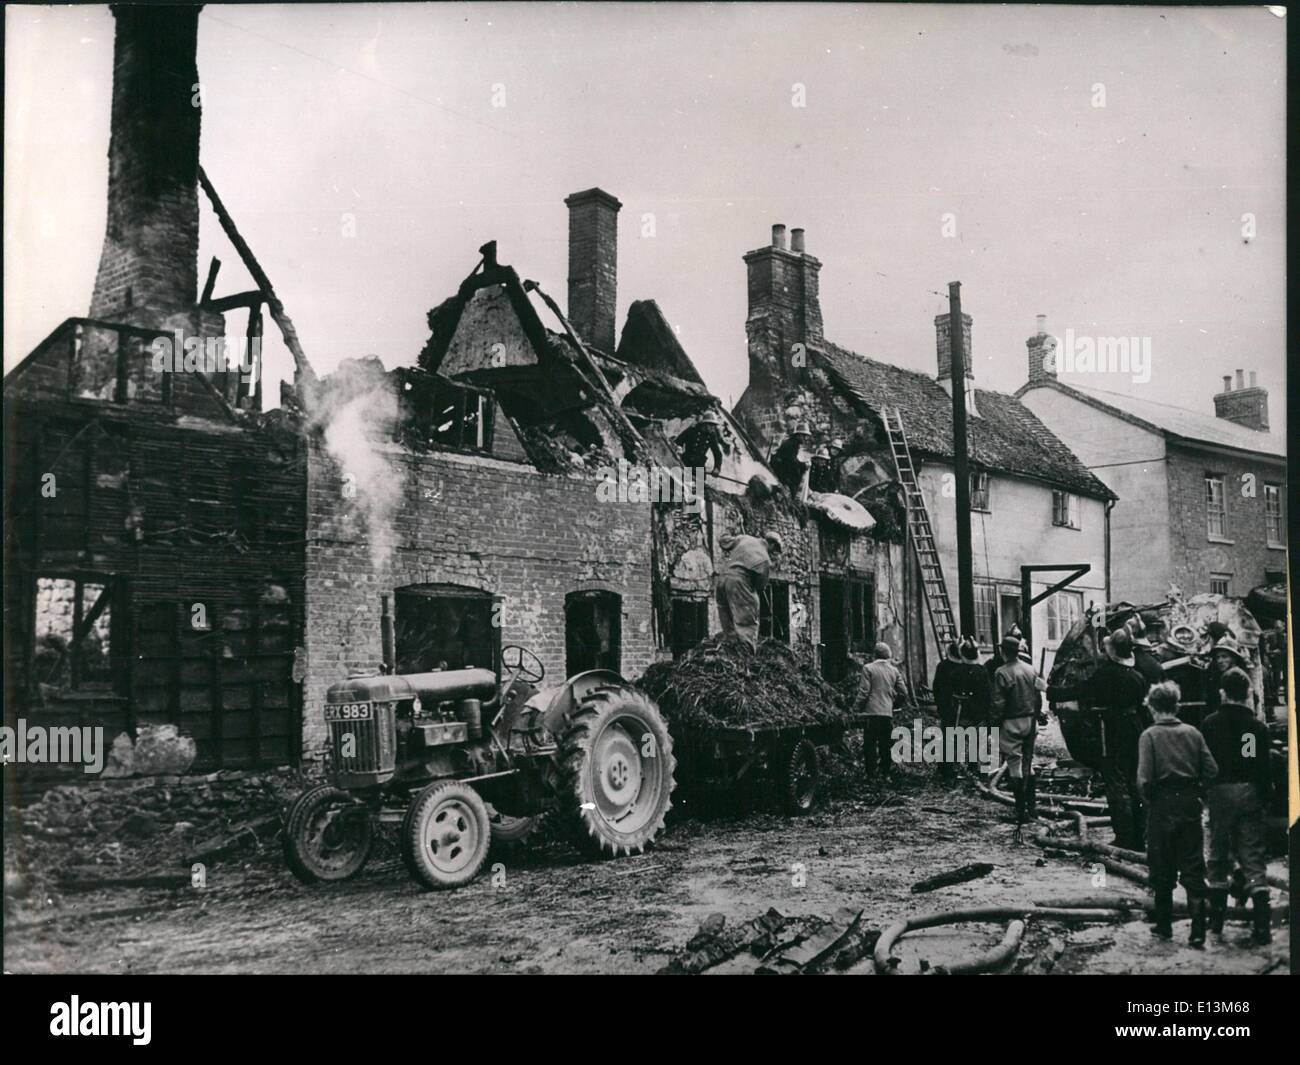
[[501, 645, 545, 684]]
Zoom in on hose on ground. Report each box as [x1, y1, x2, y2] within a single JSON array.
[[872, 903, 1121, 975]]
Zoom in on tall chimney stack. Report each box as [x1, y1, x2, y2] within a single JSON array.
[[565, 188, 622, 353], [88, 4, 204, 328], [1213, 370, 1270, 431], [1026, 314, 1057, 386]]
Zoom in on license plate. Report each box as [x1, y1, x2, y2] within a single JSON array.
[[324, 701, 373, 722]]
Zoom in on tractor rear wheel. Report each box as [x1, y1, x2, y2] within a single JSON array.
[[283, 785, 374, 884], [781, 739, 819, 815], [557, 684, 676, 858], [402, 780, 492, 890]]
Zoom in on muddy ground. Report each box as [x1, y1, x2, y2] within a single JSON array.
[[4, 751, 1289, 976]]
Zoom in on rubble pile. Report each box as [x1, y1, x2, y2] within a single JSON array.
[[638, 634, 854, 731], [5, 767, 308, 896]]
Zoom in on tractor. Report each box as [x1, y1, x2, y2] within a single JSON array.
[[283, 645, 676, 889]]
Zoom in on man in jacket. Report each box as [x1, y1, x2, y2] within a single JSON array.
[[1201, 667, 1274, 944], [855, 641, 909, 785], [714, 531, 782, 652], [1048, 628, 1150, 850]]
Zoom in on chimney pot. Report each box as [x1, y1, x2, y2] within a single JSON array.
[[1035, 314, 1047, 336], [790, 228, 806, 254], [1249, 370, 1257, 388], [1235, 369, 1245, 389], [1222, 375, 1232, 392], [772, 224, 787, 250]]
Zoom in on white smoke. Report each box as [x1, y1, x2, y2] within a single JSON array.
[[306, 358, 403, 572]]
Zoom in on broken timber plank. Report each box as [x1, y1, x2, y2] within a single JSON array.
[[197, 166, 317, 386], [911, 862, 995, 894]]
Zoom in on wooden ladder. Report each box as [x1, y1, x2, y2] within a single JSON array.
[[883, 407, 959, 648]]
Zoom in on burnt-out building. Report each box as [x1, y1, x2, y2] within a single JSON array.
[[2, 6, 307, 773], [298, 189, 878, 759]]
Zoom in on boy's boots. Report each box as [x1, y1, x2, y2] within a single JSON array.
[[1250, 891, 1273, 945], [1023, 771, 1037, 819], [1153, 892, 1174, 939], [1188, 897, 1207, 947], [1207, 889, 1228, 935]]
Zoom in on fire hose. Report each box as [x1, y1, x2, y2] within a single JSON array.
[[977, 767, 1287, 892]]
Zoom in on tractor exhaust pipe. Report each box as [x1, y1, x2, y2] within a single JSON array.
[[381, 595, 396, 675]]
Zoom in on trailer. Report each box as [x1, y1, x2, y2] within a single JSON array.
[[672, 712, 874, 815]]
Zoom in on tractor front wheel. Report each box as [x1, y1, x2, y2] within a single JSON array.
[[557, 685, 676, 858], [283, 785, 374, 884], [402, 781, 492, 890]]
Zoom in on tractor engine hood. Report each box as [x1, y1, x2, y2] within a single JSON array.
[[327, 668, 498, 705]]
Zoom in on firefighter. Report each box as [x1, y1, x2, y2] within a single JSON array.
[[1203, 633, 1250, 725], [714, 530, 783, 652], [1201, 667, 1274, 944], [676, 407, 727, 474], [770, 421, 813, 495], [1047, 628, 1150, 850], [809, 437, 844, 493], [1128, 616, 1164, 692], [994, 634, 1042, 827], [931, 641, 962, 783], [951, 636, 992, 778]]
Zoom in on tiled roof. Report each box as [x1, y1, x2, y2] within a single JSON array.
[[816, 342, 1115, 500], [1021, 379, 1285, 460]]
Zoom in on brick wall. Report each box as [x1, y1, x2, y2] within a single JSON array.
[[303, 439, 654, 759], [1164, 444, 1287, 597]]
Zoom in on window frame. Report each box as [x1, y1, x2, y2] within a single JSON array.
[[970, 470, 991, 513], [1264, 483, 1284, 548], [1205, 473, 1227, 540], [31, 572, 119, 693], [1045, 589, 1084, 644], [1209, 574, 1231, 597], [1052, 489, 1081, 529]]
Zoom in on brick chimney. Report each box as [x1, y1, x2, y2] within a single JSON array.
[[1026, 314, 1057, 386], [565, 188, 621, 353], [89, 5, 204, 328], [1213, 369, 1269, 431], [743, 223, 823, 388], [935, 312, 973, 383], [934, 310, 979, 417]]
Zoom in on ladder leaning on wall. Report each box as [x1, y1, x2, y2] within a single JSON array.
[[882, 407, 959, 650]]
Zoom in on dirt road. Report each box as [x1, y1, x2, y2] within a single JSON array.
[[4, 778, 1288, 975]]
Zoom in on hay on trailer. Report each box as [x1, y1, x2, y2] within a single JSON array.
[[637, 634, 855, 732]]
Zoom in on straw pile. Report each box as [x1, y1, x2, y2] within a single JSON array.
[[637, 634, 856, 732]]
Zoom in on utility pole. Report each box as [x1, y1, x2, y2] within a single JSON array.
[[949, 281, 976, 637]]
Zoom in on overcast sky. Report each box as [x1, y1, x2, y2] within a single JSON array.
[[5, 3, 1287, 429]]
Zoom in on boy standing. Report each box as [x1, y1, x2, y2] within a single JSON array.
[[1201, 667, 1273, 944], [993, 634, 1042, 826], [1137, 681, 1218, 945]]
